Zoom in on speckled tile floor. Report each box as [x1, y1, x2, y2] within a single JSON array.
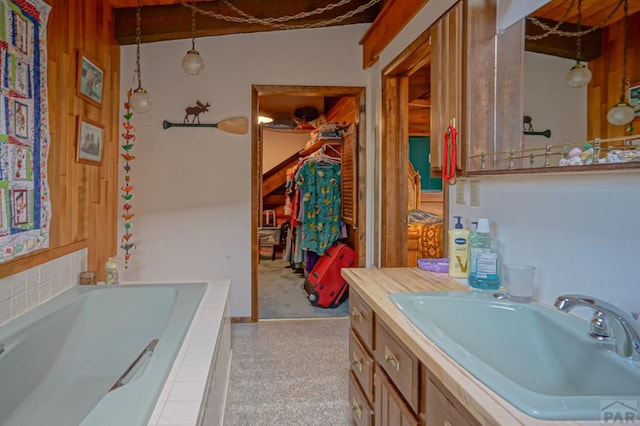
[[223, 318, 351, 426]]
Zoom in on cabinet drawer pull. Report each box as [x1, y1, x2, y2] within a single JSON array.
[[351, 308, 363, 322], [351, 398, 362, 420], [384, 346, 400, 372], [351, 352, 363, 373]]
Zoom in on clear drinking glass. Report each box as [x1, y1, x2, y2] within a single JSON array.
[[502, 264, 536, 303]]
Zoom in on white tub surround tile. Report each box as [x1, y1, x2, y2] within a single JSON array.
[[145, 280, 232, 426], [0, 249, 87, 327]]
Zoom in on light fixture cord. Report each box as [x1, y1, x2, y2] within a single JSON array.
[[191, 0, 196, 50], [135, 0, 143, 89], [575, 0, 583, 62], [620, 0, 629, 103]]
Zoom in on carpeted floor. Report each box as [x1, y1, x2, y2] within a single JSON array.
[[258, 258, 349, 320], [223, 318, 351, 426]]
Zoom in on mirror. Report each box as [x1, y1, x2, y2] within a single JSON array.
[[470, 0, 640, 173]]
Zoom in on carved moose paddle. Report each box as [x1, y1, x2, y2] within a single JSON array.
[[163, 100, 248, 135], [162, 117, 249, 135]]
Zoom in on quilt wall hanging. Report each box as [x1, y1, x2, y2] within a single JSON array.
[[0, 0, 51, 262]]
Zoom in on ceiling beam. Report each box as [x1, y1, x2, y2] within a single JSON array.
[[114, 0, 380, 45], [359, 0, 428, 68], [525, 17, 602, 61]]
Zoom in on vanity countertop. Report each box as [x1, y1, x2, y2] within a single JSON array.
[[341, 267, 601, 426]]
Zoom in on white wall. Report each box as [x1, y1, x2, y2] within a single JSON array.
[[262, 129, 309, 172], [523, 52, 588, 164], [449, 174, 640, 314], [119, 24, 369, 317]]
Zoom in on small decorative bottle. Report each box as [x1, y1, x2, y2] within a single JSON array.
[[105, 257, 119, 285]]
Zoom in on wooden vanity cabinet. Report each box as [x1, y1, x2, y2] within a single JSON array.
[[350, 288, 481, 426]]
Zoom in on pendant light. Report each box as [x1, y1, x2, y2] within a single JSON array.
[[607, 0, 634, 126], [182, 2, 205, 76], [130, 0, 152, 113], [566, 0, 592, 88]]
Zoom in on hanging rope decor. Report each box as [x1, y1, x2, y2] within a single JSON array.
[[178, 0, 380, 30], [120, 90, 137, 268]]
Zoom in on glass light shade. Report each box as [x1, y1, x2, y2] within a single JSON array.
[[566, 62, 592, 88], [258, 115, 273, 124], [607, 102, 635, 126], [130, 87, 152, 113], [182, 49, 204, 76]]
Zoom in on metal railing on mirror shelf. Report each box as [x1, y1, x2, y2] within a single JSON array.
[[470, 135, 640, 171]]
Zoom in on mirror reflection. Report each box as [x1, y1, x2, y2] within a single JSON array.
[[487, 0, 640, 172]]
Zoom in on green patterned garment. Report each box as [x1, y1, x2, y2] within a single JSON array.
[[295, 161, 342, 254]]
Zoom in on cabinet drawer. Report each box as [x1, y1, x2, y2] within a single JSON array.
[[375, 318, 420, 413], [349, 371, 374, 426], [425, 376, 480, 426], [349, 328, 374, 404], [350, 289, 374, 349]]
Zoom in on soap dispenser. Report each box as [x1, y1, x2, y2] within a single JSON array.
[[448, 216, 469, 278], [468, 218, 500, 289]]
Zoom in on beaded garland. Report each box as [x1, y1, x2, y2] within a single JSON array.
[[120, 91, 136, 268]]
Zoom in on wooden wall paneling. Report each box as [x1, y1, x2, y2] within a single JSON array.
[[0, 0, 120, 279], [587, 12, 640, 144]]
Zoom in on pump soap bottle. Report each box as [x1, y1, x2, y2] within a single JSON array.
[[448, 216, 469, 278]]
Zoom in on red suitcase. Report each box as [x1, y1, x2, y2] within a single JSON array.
[[304, 242, 356, 308]]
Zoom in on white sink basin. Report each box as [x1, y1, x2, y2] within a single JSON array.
[[390, 291, 640, 420]]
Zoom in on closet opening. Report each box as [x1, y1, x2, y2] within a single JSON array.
[[250, 85, 366, 322]]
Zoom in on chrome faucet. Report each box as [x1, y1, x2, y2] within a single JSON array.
[[555, 294, 640, 361]]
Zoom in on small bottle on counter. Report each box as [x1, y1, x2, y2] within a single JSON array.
[[105, 257, 119, 285], [468, 218, 500, 290]]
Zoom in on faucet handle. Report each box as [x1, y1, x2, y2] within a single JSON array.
[[589, 310, 611, 341]]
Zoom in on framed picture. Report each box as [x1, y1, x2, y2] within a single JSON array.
[[629, 83, 640, 118], [76, 116, 104, 165], [76, 51, 104, 107], [11, 189, 29, 226]]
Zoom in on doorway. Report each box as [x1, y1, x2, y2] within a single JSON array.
[[251, 85, 366, 322], [380, 27, 447, 267]]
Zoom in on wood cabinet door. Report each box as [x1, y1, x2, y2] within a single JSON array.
[[430, 1, 463, 176], [374, 366, 420, 426]]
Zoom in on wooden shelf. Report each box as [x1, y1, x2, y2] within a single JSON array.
[[299, 139, 342, 157]]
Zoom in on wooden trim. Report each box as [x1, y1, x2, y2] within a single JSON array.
[[251, 84, 366, 322], [0, 240, 88, 280], [231, 316, 253, 323], [380, 76, 409, 267], [360, 0, 429, 68]]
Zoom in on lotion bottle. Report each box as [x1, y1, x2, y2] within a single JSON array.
[[448, 216, 469, 278]]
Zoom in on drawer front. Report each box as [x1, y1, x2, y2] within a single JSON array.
[[349, 371, 374, 426], [350, 290, 374, 349], [426, 377, 480, 426], [375, 318, 419, 413], [349, 328, 374, 404]]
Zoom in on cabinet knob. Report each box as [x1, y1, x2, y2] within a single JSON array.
[[351, 352, 363, 372], [384, 346, 400, 372], [351, 308, 363, 322], [351, 398, 362, 420]]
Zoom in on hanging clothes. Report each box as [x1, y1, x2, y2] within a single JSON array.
[[294, 159, 342, 255]]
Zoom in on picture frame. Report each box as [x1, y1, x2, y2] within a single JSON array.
[[76, 51, 104, 107], [629, 83, 640, 118], [76, 116, 104, 165]]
